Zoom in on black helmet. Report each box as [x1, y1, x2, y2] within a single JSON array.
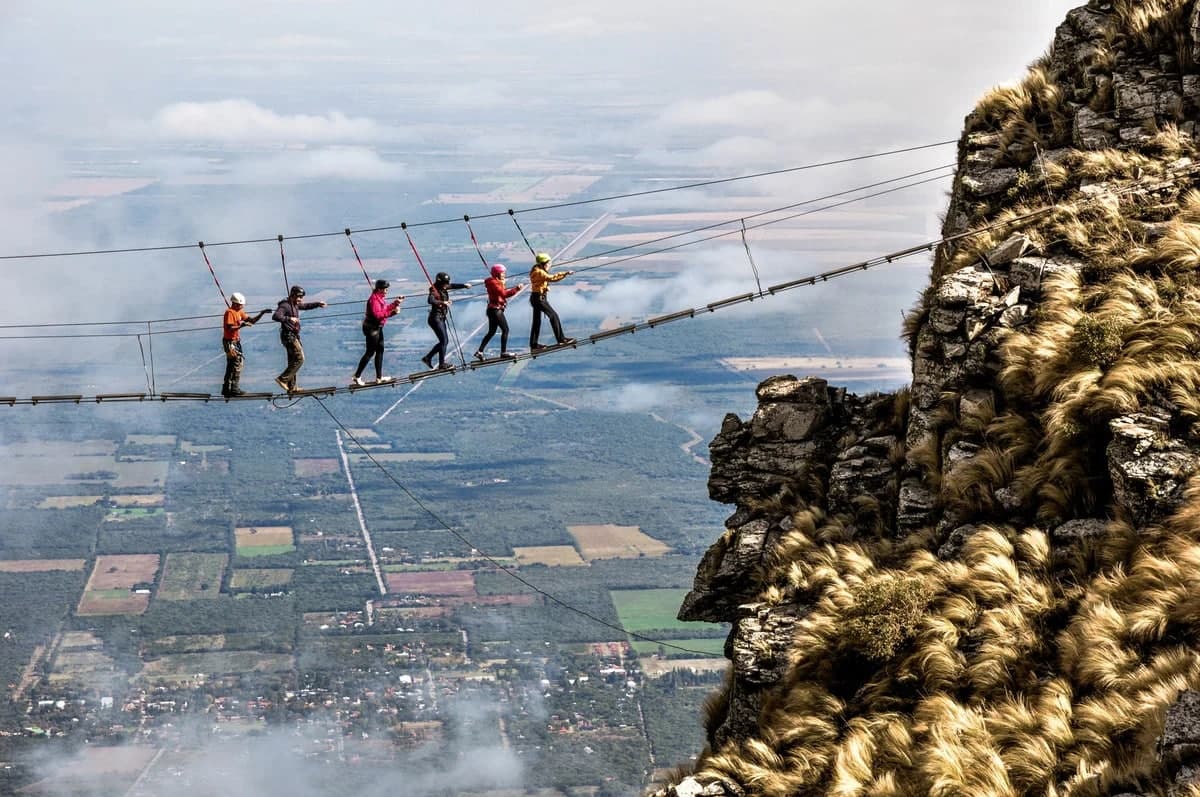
[[290, 285, 306, 298], [435, 272, 450, 285], [374, 279, 390, 291]]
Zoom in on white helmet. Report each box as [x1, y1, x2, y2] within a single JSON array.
[[230, 292, 246, 305]]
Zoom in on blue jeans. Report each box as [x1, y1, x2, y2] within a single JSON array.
[[425, 313, 449, 366]]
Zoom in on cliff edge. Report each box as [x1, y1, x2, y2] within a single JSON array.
[[658, 2, 1200, 795]]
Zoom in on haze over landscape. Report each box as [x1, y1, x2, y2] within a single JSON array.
[[0, 2, 1081, 795]]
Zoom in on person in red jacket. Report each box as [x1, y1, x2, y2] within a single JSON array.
[[473, 264, 524, 361], [352, 279, 403, 386]]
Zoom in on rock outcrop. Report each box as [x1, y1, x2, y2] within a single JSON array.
[[656, 2, 1200, 796]]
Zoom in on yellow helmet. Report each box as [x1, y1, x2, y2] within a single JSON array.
[[535, 252, 551, 265]]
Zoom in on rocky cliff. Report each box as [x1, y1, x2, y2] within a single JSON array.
[[658, 2, 1200, 795]]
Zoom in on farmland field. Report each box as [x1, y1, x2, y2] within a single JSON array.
[[229, 569, 293, 590], [567, 524, 671, 561], [387, 570, 476, 596], [234, 526, 295, 556], [349, 452, 455, 463], [109, 494, 164, 507], [0, 559, 86, 572], [140, 651, 294, 682], [37, 496, 102, 509], [293, 458, 341, 477], [86, 554, 159, 590], [157, 553, 227, 600], [77, 554, 159, 615], [631, 638, 725, 657], [513, 545, 586, 566], [611, 589, 695, 633]]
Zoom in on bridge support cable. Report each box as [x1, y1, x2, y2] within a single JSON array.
[[740, 219, 763, 295], [344, 229, 373, 286], [197, 242, 230, 307], [508, 209, 537, 257], [311, 395, 716, 656], [277, 235, 291, 295], [463, 215, 492, 272]]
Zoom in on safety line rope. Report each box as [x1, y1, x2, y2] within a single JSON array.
[[0, 140, 957, 261], [345, 229, 373, 286], [277, 235, 291, 295], [508, 209, 537, 257], [197, 243, 230, 307], [313, 396, 718, 656], [463, 215, 491, 271]]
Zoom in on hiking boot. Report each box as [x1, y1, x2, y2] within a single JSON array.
[[351, 376, 366, 387], [558, 337, 576, 345], [420, 354, 434, 369], [437, 362, 453, 371], [473, 351, 485, 362], [500, 351, 517, 360], [375, 375, 395, 384], [531, 344, 548, 351], [274, 376, 289, 393], [226, 388, 245, 397]]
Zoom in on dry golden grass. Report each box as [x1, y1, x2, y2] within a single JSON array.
[[666, 7, 1200, 792]]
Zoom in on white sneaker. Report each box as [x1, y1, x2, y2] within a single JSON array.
[[376, 375, 395, 384], [351, 377, 366, 387]]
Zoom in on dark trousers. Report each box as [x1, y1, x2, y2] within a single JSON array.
[[355, 325, 385, 379], [222, 339, 244, 393], [478, 307, 509, 353], [424, 313, 449, 366], [278, 336, 304, 389], [529, 292, 565, 347]]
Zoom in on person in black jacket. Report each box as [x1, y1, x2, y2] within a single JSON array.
[[272, 285, 327, 392], [421, 272, 470, 370]]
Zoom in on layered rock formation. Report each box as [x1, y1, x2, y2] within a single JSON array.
[[658, 2, 1200, 795]]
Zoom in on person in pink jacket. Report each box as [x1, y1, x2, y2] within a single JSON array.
[[352, 279, 403, 385], [473, 264, 523, 361]]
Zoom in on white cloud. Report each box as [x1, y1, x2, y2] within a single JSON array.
[[240, 146, 407, 182], [658, 90, 791, 128], [150, 99, 385, 145]]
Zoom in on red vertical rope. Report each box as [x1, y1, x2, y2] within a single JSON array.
[[197, 242, 230, 307], [277, 234, 290, 295], [402, 223, 434, 286], [345, 229, 373, 286], [463, 215, 490, 271]]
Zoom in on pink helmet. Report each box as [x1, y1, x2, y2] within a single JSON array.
[[490, 263, 507, 278]]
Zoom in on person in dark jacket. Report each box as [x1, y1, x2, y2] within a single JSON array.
[[421, 272, 470, 370], [272, 285, 327, 392], [528, 252, 575, 350], [352, 279, 403, 386], [473, 264, 523, 361]]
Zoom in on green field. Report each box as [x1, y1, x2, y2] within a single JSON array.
[[631, 638, 725, 657], [230, 569, 293, 590], [157, 553, 227, 600], [235, 544, 295, 558], [610, 588, 695, 632]]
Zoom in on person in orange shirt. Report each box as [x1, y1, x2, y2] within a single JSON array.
[[221, 292, 268, 397]]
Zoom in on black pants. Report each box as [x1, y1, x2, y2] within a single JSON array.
[[424, 313, 449, 366], [355, 325, 385, 379], [529, 292, 565, 347], [478, 307, 509, 353]]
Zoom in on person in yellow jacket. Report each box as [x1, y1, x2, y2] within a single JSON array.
[[528, 252, 575, 350]]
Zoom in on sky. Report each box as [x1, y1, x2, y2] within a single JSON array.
[[0, 0, 1084, 378]]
